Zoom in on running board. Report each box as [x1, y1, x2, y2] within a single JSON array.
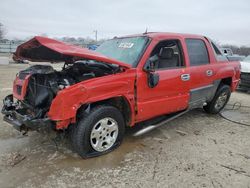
[[133, 109, 189, 137]]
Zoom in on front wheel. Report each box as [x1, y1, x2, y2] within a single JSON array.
[[203, 85, 231, 114], [71, 105, 125, 158]]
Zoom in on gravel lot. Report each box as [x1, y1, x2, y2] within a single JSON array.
[[0, 64, 250, 188]]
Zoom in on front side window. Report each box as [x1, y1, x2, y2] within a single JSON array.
[[96, 36, 149, 67], [148, 40, 184, 70], [186, 39, 209, 66]]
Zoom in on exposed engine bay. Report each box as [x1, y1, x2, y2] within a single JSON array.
[[14, 61, 120, 118]]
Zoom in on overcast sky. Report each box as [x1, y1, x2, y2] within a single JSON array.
[[1, 0, 250, 46]]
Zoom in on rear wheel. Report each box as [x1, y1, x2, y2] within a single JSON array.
[[71, 105, 125, 158], [203, 85, 231, 114]]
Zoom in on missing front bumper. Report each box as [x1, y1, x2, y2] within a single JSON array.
[[2, 94, 53, 132]]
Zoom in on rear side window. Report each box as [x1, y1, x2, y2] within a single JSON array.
[[211, 42, 228, 62], [211, 42, 222, 55], [186, 39, 209, 66]]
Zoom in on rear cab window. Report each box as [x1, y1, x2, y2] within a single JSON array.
[[185, 39, 210, 66]]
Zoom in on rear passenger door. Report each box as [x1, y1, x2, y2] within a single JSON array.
[[185, 38, 218, 108]]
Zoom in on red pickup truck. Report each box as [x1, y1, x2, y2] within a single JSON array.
[[2, 32, 240, 158]]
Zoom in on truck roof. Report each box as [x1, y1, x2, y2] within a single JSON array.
[[119, 32, 204, 40]]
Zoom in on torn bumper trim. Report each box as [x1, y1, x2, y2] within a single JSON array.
[[2, 109, 52, 132], [1, 95, 53, 132]]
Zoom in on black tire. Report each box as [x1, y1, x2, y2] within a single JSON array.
[[71, 105, 125, 158], [203, 84, 231, 114]]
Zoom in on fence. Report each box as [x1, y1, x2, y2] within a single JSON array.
[[0, 41, 24, 53]]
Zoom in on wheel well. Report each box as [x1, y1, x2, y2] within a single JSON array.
[[77, 97, 132, 126], [220, 77, 232, 87]]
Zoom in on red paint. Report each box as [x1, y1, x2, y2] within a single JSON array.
[[47, 69, 136, 125], [56, 119, 72, 129], [13, 33, 241, 129], [15, 36, 131, 69]]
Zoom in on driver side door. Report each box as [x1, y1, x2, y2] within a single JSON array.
[[136, 39, 190, 122]]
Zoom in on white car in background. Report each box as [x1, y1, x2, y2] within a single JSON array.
[[220, 48, 245, 61], [239, 55, 250, 90]]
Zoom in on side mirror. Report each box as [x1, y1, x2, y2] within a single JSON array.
[[144, 55, 159, 88], [148, 72, 159, 88], [144, 55, 158, 72]]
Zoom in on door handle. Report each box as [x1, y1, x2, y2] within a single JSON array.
[[206, 70, 213, 76], [181, 74, 190, 81]]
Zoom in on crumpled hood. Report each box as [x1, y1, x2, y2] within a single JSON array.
[[240, 61, 250, 73], [14, 36, 131, 69]]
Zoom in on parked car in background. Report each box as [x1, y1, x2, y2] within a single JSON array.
[[239, 55, 250, 90], [88, 44, 99, 50], [221, 48, 233, 56], [227, 55, 245, 62], [220, 47, 245, 62], [12, 53, 29, 64]]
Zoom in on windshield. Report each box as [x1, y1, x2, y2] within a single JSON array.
[[96, 36, 148, 67], [243, 55, 250, 62]]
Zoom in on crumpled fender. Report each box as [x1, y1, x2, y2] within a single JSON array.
[[215, 61, 240, 91], [48, 70, 136, 128]]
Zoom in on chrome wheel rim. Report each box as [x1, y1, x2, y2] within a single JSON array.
[[215, 92, 228, 110], [90, 117, 119, 152]]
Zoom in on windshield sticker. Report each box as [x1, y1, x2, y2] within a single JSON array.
[[118, 43, 134, 48]]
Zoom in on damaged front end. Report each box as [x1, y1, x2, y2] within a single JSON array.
[[2, 64, 60, 132], [2, 36, 130, 133], [2, 60, 122, 132]]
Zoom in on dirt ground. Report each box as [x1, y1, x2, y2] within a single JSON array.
[[0, 64, 250, 188]]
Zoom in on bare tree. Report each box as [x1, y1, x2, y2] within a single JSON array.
[[0, 22, 5, 40], [222, 44, 250, 56]]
